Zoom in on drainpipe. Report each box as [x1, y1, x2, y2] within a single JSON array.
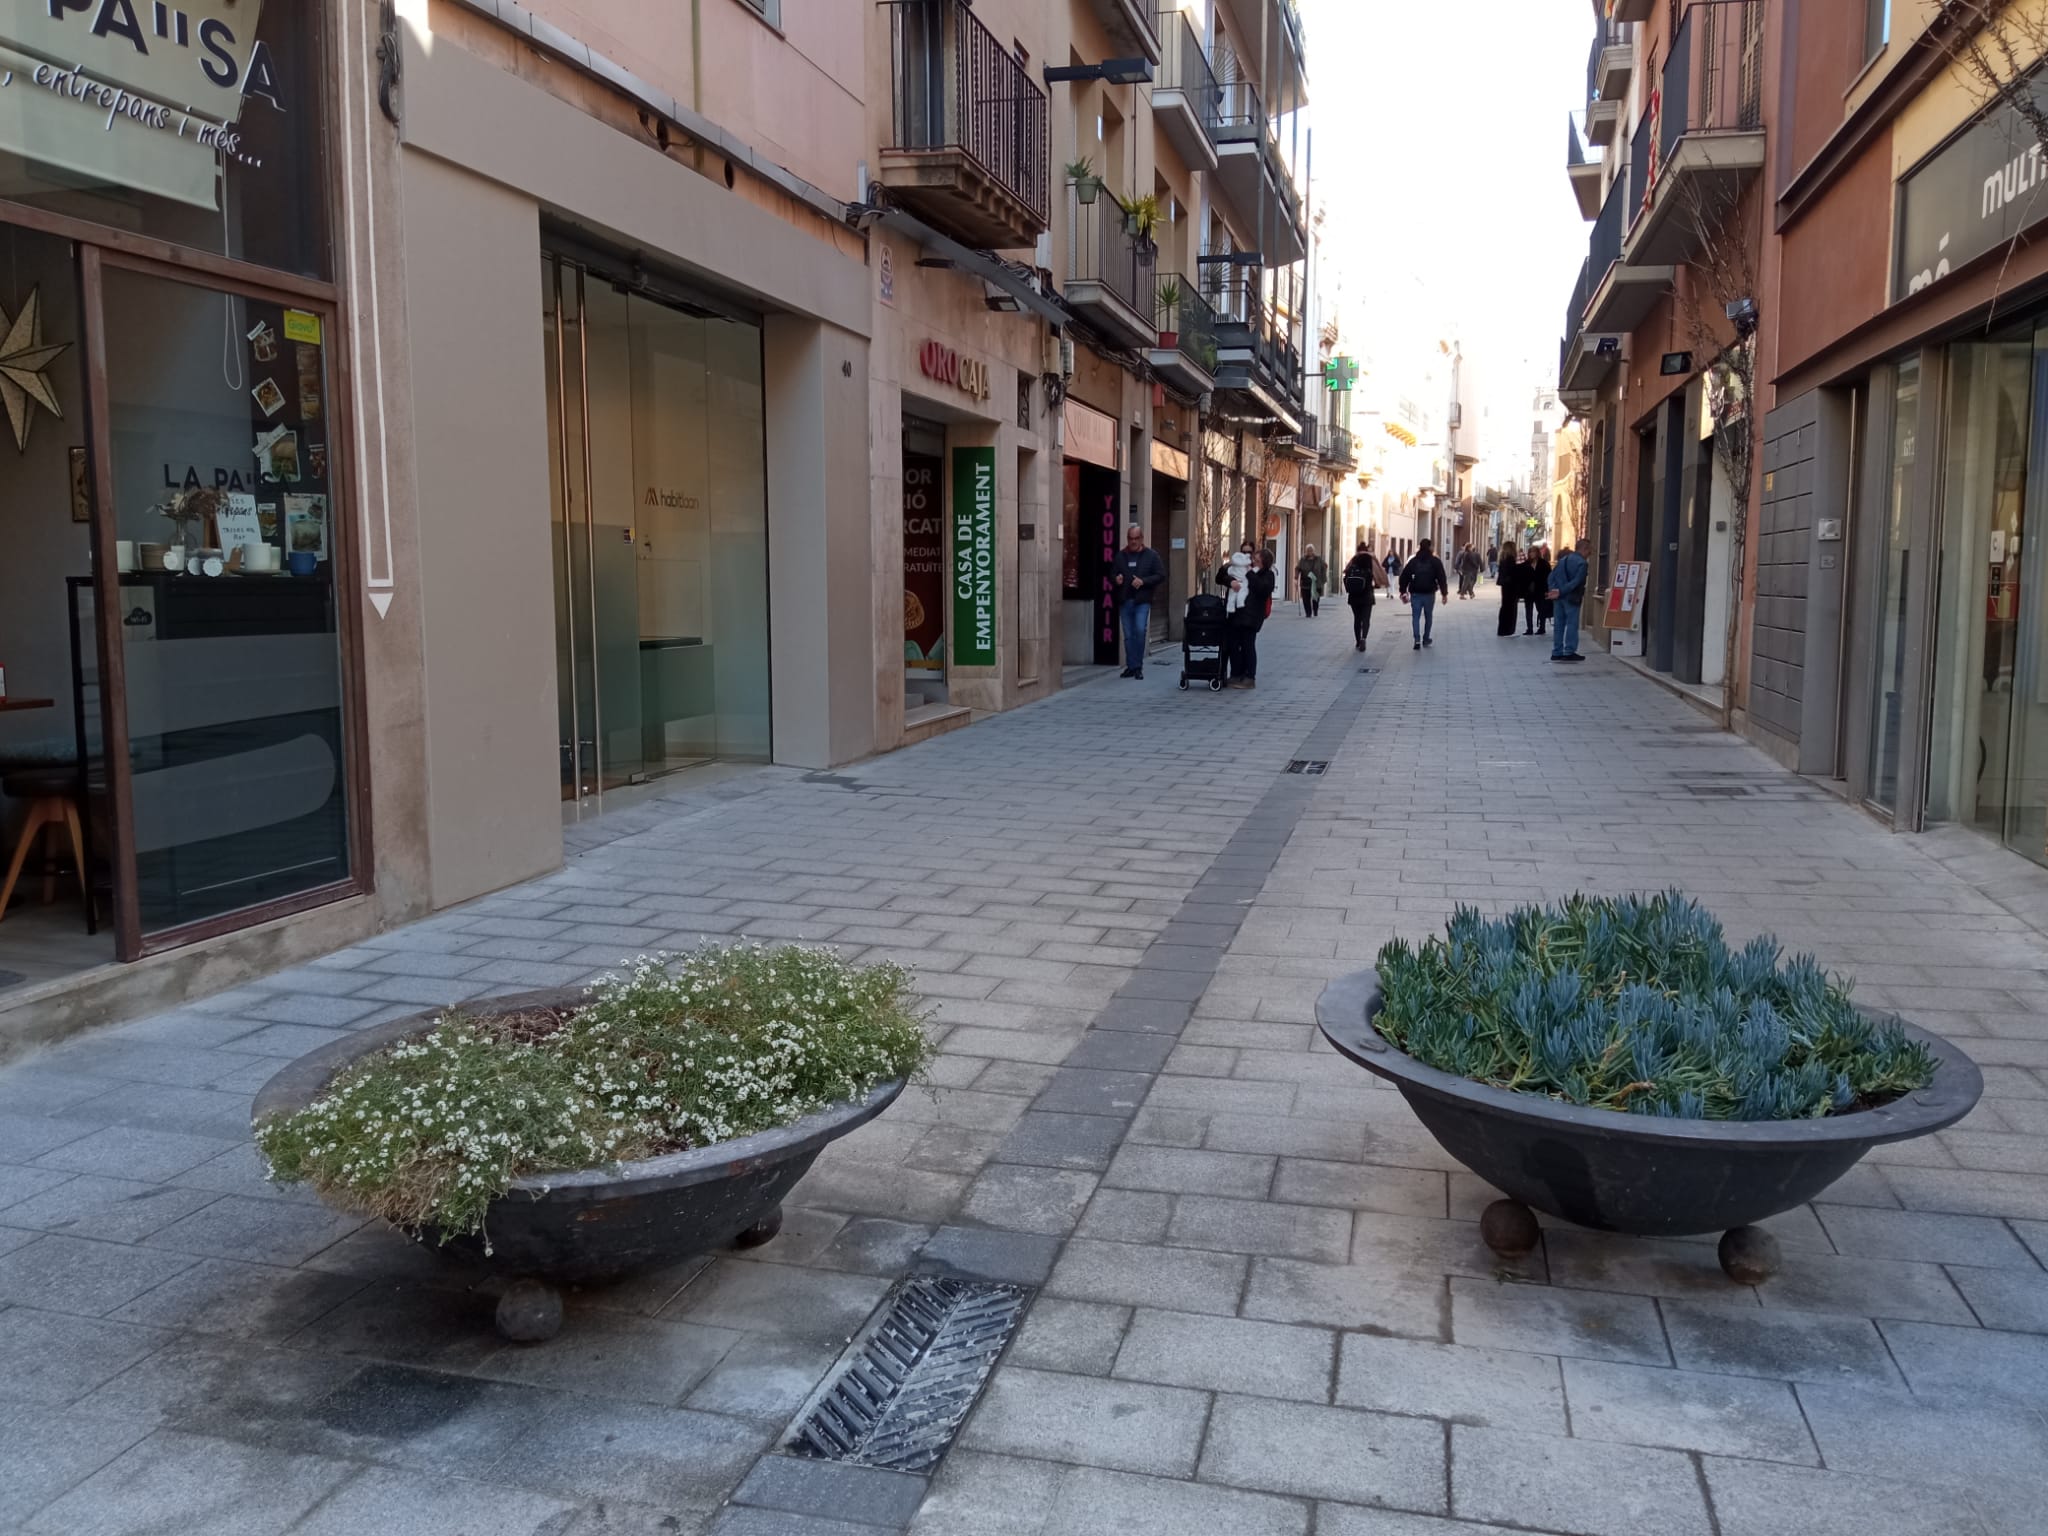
[[691, 0, 704, 172]]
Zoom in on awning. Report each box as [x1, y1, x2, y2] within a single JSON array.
[[1384, 420, 1418, 447]]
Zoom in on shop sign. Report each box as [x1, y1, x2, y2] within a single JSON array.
[[1268, 482, 1298, 510], [1203, 426, 1236, 468], [878, 242, 895, 308], [904, 451, 944, 672], [920, 340, 990, 402], [951, 446, 996, 668], [1242, 437, 1267, 478], [0, 0, 280, 210], [1896, 69, 2048, 302], [1149, 440, 1189, 480], [1063, 399, 1118, 469]]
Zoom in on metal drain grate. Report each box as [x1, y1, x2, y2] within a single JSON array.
[[1286, 760, 1329, 775], [785, 1276, 1029, 1473]]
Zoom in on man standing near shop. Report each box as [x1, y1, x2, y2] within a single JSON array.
[[1112, 524, 1167, 680], [1549, 536, 1591, 662]]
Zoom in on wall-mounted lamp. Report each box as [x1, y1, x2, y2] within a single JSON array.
[[1043, 58, 1153, 85]]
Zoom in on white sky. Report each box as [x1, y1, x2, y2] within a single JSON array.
[[1300, 0, 1592, 471]]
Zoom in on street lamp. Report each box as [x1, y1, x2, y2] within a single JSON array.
[[1043, 59, 1153, 85]]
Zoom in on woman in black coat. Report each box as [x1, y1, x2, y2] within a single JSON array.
[[1496, 542, 1525, 638], [1527, 547, 1553, 636]]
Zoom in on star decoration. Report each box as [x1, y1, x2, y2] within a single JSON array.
[[0, 287, 70, 453]]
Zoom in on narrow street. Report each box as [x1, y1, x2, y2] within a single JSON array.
[[0, 596, 2040, 1535]]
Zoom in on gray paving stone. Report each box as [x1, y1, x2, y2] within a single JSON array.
[[1449, 1278, 1669, 1365], [1659, 1297, 1901, 1386], [0, 1235, 198, 1316], [31, 1126, 239, 1183], [0, 1161, 76, 1211], [21, 1428, 357, 1536], [731, 1455, 927, 1527], [959, 1165, 1098, 1235], [1006, 1299, 1131, 1377], [1884, 1167, 2048, 1222], [2, 1174, 220, 1243], [1047, 1238, 1247, 1317], [1062, 1032, 1176, 1073], [1116, 969, 1212, 1003], [1562, 1357, 1818, 1463], [490, 1400, 767, 1511], [110, 1259, 363, 1341], [1074, 1188, 1173, 1244], [71, 1335, 365, 1436], [0, 1405, 153, 1528], [1033, 1068, 1153, 1117], [1145, 1075, 1297, 1116], [1197, 1394, 1446, 1513], [0, 1306, 173, 1407], [917, 1226, 1061, 1285], [1699, 1456, 1991, 1536], [1813, 1203, 2040, 1269], [682, 1333, 842, 1424], [1351, 1213, 1542, 1281], [1206, 1114, 1369, 1160], [908, 1450, 1064, 1536], [1949, 1266, 2048, 1333], [958, 1366, 1209, 1476], [1113, 1308, 1333, 1401], [1043, 1467, 1309, 1536], [1542, 1230, 1756, 1299], [995, 1112, 1128, 1171], [1795, 1381, 2048, 1491], [141, 1196, 361, 1268], [1242, 1255, 1447, 1339], [1314, 1511, 1527, 1536], [1757, 1250, 1976, 1324], [1335, 1334, 1565, 1431], [473, 1313, 744, 1405], [812, 1218, 934, 1276], [670, 1258, 888, 1342], [0, 1112, 96, 1163], [62, 1083, 257, 1140], [236, 991, 390, 1028], [708, 1508, 897, 1536], [1450, 1425, 1713, 1536], [1104, 1145, 1275, 1198], [1272, 1159, 1445, 1218], [791, 1155, 968, 1223], [1880, 1320, 2048, 1405], [292, 1466, 580, 1536], [1168, 1194, 1351, 1263]]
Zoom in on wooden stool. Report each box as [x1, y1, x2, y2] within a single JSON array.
[[0, 767, 87, 922]]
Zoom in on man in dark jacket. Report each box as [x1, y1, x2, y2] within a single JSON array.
[[1399, 538, 1450, 651], [1112, 524, 1167, 680]]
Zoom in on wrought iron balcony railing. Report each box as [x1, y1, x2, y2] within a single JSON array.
[[1155, 10, 1223, 143]]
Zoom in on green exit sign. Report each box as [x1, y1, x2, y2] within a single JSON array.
[[1325, 356, 1357, 392]]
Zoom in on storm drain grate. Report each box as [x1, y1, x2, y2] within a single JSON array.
[[1286, 760, 1329, 775], [785, 1276, 1030, 1473]]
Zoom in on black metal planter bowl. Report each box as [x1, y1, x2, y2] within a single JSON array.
[[252, 989, 905, 1341], [1316, 969, 1983, 1282]]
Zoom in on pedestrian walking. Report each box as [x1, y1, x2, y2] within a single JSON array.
[[1496, 540, 1525, 638], [1110, 523, 1166, 680], [1527, 545, 1552, 636], [1384, 546, 1403, 589], [1549, 537, 1591, 663], [1342, 541, 1385, 652], [1486, 543, 1499, 581], [1400, 537, 1450, 651], [1295, 544, 1328, 618], [1454, 544, 1483, 599]]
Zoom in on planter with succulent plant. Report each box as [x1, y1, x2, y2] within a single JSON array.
[[1120, 192, 1162, 262], [1316, 893, 1980, 1281], [254, 944, 934, 1340], [1066, 157, 1102, 205], [1155, 278, 1182, 348]]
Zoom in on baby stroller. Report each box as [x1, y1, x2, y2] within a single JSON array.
[[1180, 593, 1229, 692]]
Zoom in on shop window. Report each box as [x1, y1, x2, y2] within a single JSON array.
[[0, 4, 331, 279], [1868, 357, 1920, 818], [736, 0, 782, 28]]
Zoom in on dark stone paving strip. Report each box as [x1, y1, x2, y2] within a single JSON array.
[[722, 656, 1385, 1530]]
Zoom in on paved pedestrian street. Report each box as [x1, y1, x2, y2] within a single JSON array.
[[1, 598, 2044, 1536]]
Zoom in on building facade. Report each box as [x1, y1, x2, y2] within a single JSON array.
[[0, 0, 1322, 1042]]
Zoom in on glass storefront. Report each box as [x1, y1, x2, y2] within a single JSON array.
[[1868, 357, 1920, 817], [542, 252, 770, 809], [0, 6, 356, 989]]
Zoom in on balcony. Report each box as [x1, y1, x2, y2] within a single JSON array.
[[1206, 260, 1305, 431], [879, 0, 1050, 251], [1287, 417, 1319, 459], [1624, 0, 1766, 266], [1147, 271, 1220, 395], [1088, 0, 1162, 64], [1585, 96, 1620, 148], [1586, 156, 1673, 334], [1558, 256, 1618, 400], [1154, 11, 1221, 172], [1594, 23, 1634, 104], [1065, 187, 1157, 350], [1214, 79, 1309, 266], [1321, 423, 1356, 468], [1567, 117, 1601, 220], [1610, 0, 1655, 19]]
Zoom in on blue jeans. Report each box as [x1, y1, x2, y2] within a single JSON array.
[[1553, 599, 1582, 657], [1121, 601, 1151, 670], [1410, 591, 1436, 643]]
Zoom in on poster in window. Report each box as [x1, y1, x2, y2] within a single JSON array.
[[903, 452, 945, 673]]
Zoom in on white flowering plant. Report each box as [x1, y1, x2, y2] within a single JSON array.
[[254, 944, 933, 1242]]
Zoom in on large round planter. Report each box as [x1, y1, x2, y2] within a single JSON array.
[[1317, 969, 1981, 1271], [252, 989, 905, 1336]]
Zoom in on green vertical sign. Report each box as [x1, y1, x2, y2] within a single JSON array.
[[952, 446, 997, 668]]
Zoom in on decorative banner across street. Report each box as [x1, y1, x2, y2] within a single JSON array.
[[951, 446, 996, 668]]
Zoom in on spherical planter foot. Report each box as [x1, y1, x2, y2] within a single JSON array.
[[1480, 1199, 1541, 1258], [732, 1206, 784, 1250], [1718, 1225, 1782, 1285], [496, 1278, 564, 1343]]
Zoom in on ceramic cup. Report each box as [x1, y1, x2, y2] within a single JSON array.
[[243, 543, 279, 573], [162, 548, 187, 572], [115, 540, 136, 573], [287, 551, 317, 576]]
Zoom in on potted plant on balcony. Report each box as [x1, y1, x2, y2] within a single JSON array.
[[1316, 894, 1981, 1283], [1120, 192, 1163, 263], [1066, 157, 1102, 205], [1155, 278, 1182, 349], [253, 944, 934, 1341]]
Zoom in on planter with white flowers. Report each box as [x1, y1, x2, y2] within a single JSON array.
[[253, 945, 932, 1341]]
